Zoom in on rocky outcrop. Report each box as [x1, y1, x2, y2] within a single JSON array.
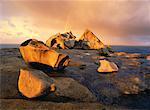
[[76, 29, 105, 50], [19, 39, 70, 71], [46, 30, 108, 51], [18, 68, 55, 98], [97, 59, 118, 72], [61, 31, 76, 40], [1, 48, 150, 108], [46, 31, 76, 49], [74, 40, 90, 50], [18, 68, 96, 102], [64, 39, 76, 49], [46, 33, 66, 49]]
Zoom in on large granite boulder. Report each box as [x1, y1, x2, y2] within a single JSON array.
[[76, 29, 105, 49], [97, 59, 119, 72], [18, 68, 55, 98], [18, 68, 96, 102], [19, 39, 70, 71]]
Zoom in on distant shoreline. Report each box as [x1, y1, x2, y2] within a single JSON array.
[[0, 44, 150, 47], [0, 44, 150, 54]]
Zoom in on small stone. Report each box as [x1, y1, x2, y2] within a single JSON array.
[[97, 59, 118, 72], [115, 52, 127, 56]]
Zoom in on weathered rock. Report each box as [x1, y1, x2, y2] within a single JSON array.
[[46, 31, 76, 49], [46, 33, 66, 49], [18, 68, 96, 101], [19, 39, 70, 70], [52, 77, 97, 102], [74, 40, 90, 49], [64, 39, 75, 49], [18, 68, 55, 98], [97, 59, 118, 72], [46, 30, 107, 50], [77, 29, 105, 49], [61, 31, 76, 40]]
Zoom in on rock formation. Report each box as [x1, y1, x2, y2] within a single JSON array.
[[61, 31, 76, 40], [46, 30, 109, 51], [46, 33, 66, 49], [46, 31, 76, 49], [19, 39, 70, 71], [18, 68, 96, 101], [76, 29, 105, 49], [18, 68, 55, 98], [97, 59, 118, 72], [1, 47, 150, 109]]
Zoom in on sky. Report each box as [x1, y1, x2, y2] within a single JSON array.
[[0, 0, 150, 46]]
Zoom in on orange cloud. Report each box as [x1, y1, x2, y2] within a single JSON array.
[[0, 0, 150, 45]]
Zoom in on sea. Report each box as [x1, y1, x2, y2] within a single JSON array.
[[0, 44, 150, 54]]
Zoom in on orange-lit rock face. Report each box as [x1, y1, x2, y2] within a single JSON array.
[[46, 33, 66, 49], [97, 59, 118, 73], [46, 32, 76, 49], [19, 39, 70, 70], [18, 69, 55, 98], [79, 29, 105, 49]]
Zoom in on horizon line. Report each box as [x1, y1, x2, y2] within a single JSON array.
[[0, 43, 149, 47]]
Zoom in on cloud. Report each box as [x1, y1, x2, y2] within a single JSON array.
[[0, 17, 43, 43], [0, 0, 150, 45]]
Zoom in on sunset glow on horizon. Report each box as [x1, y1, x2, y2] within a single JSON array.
[[0, 0, 150, 46]]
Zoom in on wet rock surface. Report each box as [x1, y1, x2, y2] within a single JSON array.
[[52, 77, 97, 102], [0, 48, 150, 109]]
